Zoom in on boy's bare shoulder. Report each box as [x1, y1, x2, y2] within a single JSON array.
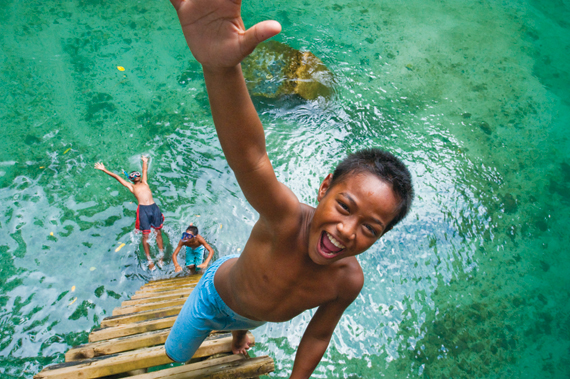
[[334, 257, 364, 302]]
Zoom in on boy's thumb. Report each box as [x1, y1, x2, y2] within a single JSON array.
[[242, 20, 282, 55]]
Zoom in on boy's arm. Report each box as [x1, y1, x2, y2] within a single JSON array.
[[196, 236, 214, 269], [172, 240, 184, 272], [141, 156, 149, 184], [290, 273, 363, 379], [170, 0, 298, 224], [94, 162, 134, 192]]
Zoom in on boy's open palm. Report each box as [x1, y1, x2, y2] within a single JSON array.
[[170, 0, 281, 69]]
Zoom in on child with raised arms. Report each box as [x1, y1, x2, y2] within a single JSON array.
[[165, 0, 414, 377], [95, 155, 165, 271]]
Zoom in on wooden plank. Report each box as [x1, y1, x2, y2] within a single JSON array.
[[134, 283, 196, 296], [140, 277, 200, 290], [67, 331, 249, 362], [127, 355, 245, 378], [143, 276, 201, 288], [89, 316, 176, 342], [113, 297, 188, 316], [147, 274, 201, 285], [130, 287, 194, 300], [100, 305, 183, 327], [128, 355, 274, 379], [67, 329, 169, 361], [34, 345, 170, 379], [122, 292, 189, 307], [131, 288, 194, 301]]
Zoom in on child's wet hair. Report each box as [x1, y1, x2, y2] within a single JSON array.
[[187, 225, 199, 235], [330, 148, 414, 231]]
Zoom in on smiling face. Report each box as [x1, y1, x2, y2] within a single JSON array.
[[307, 172, 400, 265]]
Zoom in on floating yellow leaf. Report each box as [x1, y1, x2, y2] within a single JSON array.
[[220, 224, 222, 229], [115, 243, 126, 252], [71, 286, 76, 292], [90, 267, 96, 271], [196, 215, 200, 217], [117, 66, 125, 71], [63, 148, 71, 154], [68, 297, 77, 306], [39, 166, 44, 169], [50, 232, 54, 236]]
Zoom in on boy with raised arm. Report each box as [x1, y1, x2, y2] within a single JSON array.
[[165, 0, 414, 377], [95, 156, 165, 271]]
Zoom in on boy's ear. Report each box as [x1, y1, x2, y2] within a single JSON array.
[[317, 174, 333, 202]]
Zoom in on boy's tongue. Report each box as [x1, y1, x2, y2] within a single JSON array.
[[321, 232, 343, 254]]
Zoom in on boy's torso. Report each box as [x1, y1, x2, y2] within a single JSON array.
[[132, 182, 155, 205], [181, 238, 202, 249], [214, 203, 363, 323]]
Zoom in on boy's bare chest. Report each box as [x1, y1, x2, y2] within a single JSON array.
[[231, 251, 346, 322]]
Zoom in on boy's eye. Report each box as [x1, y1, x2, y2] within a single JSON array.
[[338, 201, 349, 211], [364, 224, 378, 236]]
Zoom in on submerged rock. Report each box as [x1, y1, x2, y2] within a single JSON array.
[[242, 41, 334, 100]]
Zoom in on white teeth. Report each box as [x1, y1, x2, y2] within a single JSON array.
[[326, 232, 345, 249]]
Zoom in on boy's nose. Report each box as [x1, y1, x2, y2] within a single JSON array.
[[337, 219, 357, 241]]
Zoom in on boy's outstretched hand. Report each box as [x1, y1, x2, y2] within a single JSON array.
[[170, 0, 281, 70], [94, 162, 106, 171]]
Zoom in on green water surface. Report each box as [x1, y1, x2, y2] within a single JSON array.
[[0, 0, 569, 378]]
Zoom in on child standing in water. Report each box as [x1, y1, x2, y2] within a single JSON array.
[[172, 224, 215, 274], [95, 156, 165, 271], [165, 0, 414, 377]]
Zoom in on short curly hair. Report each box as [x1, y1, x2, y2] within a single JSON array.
[[330, 148, 414, 231]]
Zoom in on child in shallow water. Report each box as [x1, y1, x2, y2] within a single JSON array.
[[171, 224, 214, 275], [95, 155, 165, 271], [165, 0, 414, 377]]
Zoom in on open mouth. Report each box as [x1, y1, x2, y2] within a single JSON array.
[[318, 231, 346, 258]]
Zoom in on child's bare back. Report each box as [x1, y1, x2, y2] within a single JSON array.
[[165, 0, 413, 377]]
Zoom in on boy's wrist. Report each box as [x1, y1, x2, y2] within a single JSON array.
[[202, 64, 242, 78]]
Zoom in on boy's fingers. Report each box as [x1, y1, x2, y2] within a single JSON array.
[[242, 20, 281, 55]]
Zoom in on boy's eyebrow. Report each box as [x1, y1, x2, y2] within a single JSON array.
[[339, 192, 385, 228]]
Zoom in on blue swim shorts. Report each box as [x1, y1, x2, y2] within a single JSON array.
[[135, 203, 164, 234], [165, 254, 266, 363], [185, 245, 205, 268]]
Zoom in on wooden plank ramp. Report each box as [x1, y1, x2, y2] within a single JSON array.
[[34, 274, 275, 379]]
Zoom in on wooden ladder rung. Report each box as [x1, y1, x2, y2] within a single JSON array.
[[34, 345, 171, 379], [146, 274, 201, 286], [100, 305, 183, 327], [121, 292, 189, 307], [90, 315, 177, 342], [129, 355, 274, 379], [113, 297, 188, 316], [67, 331, 246, 362], [134, 283, 196, 296]]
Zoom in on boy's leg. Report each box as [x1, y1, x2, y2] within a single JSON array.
[[142, 234, 155, 270], [155, 230, 164, 268], [231, 330, 252, 355]]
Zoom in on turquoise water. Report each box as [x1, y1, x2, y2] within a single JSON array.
[[1, 0, 569, 377]]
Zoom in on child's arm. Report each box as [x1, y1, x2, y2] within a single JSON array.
[[94, 162, 134, 192], [141, 155, 149, 184], [196, 236, 215, 270], [291, 274, 363, 378], [172, 240, 184, 272], [170, 1, 298, 225]]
